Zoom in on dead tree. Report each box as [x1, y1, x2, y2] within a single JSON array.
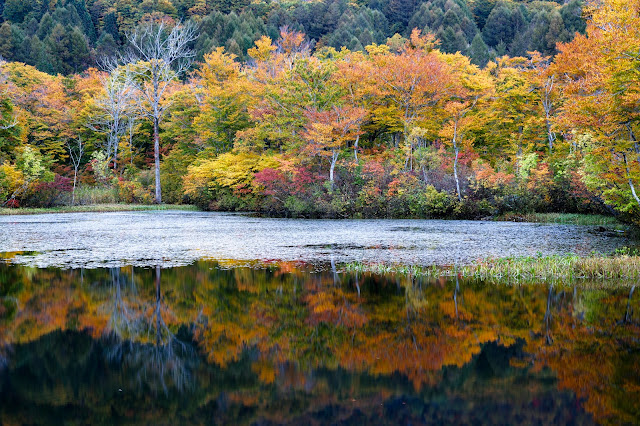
[[86, 67, 134, 170], [120, 21, 198, 203]]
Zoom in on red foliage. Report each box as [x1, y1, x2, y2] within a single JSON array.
[[5, 198, 19, 208], [291, 167, 322, 194], [254, 168, 287, 196]]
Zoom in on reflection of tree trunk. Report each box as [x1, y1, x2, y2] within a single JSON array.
[[624, 285, 635, 324], [454, 275, 459, 320], [155, 265, 162, 347], [544, 285, 553, 345], [331, 255, 339, 286]]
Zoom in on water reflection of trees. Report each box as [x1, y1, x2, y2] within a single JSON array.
[[0, 262, 638, 423], [102, 266, 196, 394]]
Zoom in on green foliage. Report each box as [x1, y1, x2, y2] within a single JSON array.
[[0, 0, 586, 75]]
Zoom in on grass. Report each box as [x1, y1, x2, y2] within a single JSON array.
[[0, 204, 199, 215], [343, 250, 640, 284], [496, 212, 622, 226]]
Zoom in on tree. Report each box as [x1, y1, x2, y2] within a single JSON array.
[[468, 33, 491, 67], [370, 30, 451, 170], [86, 67, 134, 170], [302, 105, 366, 185], [439, 53, 489, 201], [554, 0, 640, 218], [193, 47, 252, 152], [66, 137, 84, 205], [120, 20, 198, 203], [526, 52, 559, 154]]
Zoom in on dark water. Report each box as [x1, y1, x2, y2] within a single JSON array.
[[0, 211, 634, 268], [0, 261, 638, 425]]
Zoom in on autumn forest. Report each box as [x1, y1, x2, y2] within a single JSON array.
[[1, 0, 639, 223]]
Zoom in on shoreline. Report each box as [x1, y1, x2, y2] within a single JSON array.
[[344, 252, 640, 284], [0, 205, 626, 227], [0, 204, 200, 215]]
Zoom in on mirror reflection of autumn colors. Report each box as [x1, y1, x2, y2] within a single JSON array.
[[0, 261, 638, 424]]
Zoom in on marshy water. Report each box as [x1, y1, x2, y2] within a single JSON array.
[[0, 211, 638, 424]]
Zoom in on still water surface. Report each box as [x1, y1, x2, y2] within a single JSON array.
[[0, 212, 638, 424], [0, 211, 634, 268], [0, 262, 638, 424]]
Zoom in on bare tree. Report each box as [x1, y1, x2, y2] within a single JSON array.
[[67, 137, 84, 205], [86, 67, 134, 170], [121, 21, 198, 203]]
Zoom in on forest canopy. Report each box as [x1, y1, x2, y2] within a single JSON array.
[[0, 0, 585, 73], [1, 0, 640, 224]]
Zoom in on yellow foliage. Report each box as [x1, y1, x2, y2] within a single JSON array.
[[183, 152, 280, 196], [0, 163, 24, 198]]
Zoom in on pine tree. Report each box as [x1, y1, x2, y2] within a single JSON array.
[[468, 33, 491, 67]]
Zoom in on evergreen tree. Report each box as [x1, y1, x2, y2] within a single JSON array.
[[37, 13, 54, 40], [472, 0, 496, 30], [103, 12, 120, 43], [0, 23, 14, 59], [468, 32, 491, 67], [482, 3, 514, 47]]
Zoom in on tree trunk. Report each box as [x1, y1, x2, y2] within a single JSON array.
[[453, 145, 461, 202], [72, 169, 77, 205], [623, 152, 640, 207], [153, 117, 162, 204], [354, 134, 359, 162], [329, 149, 338, 187], [452, 121, 462, 202], [545, 115, 554, 155], [114, 139, 118, 171]]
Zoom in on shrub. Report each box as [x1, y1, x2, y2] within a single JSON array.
[[116, 179, 153, 204], [22, 174, 72, 207]]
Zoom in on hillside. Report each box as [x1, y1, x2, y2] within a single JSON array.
[[0, 0, 585, 74]]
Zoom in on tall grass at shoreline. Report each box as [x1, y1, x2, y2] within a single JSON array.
[[343, 251, 640, 283], [0, 204, 199, 215], [496, 212, 622, 226]]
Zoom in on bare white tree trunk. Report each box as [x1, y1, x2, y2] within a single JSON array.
[[87, 68, 134, 168], [329, 149, 338, 187], [67, 138, 84, 205], [120, 21, 198, 204], [623, 152, 640, 207], [542, 75, 556, 154], [153, 116, 162, 203], [452, 120, 462, 202], [354, 134, 359, 162]]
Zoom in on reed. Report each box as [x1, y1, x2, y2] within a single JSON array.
[[0, 204, 199, 215], [343, 251, 640, 283], [497, 212, 622, 226]]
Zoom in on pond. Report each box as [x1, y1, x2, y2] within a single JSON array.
[[0, 212, 638, 424], [0, 211, 634, 268]]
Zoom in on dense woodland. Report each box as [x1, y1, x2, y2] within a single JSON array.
[[0, 0, 639, 223], [0, 0, 585, 72]]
